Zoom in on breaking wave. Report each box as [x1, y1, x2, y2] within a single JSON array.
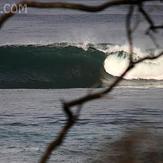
[[0, 43, 163, 88]]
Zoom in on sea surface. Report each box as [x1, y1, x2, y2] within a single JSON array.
[[0, 0, 163, 162], [0, 88, 163, 163]]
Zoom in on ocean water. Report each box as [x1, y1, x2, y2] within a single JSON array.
[[0, 88, 163, 163], [0, 0, 163, 162]]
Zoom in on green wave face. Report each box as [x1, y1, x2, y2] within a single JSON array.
[[0, 45, 106, 88]]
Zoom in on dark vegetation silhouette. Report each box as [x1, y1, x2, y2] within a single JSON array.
[[0, 0, 163, 163]]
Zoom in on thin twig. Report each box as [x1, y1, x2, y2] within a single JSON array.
[[126, 5, 135, 61]]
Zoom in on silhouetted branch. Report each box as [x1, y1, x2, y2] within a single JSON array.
[[138, 3, 156, 32], [0, 0, 163, 163]]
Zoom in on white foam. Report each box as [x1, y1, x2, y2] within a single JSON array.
[[103, 45, 163, 80]]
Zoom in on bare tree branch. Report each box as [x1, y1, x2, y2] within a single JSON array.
[[0, 0, 163, 163], [138, 2, 156, 32]]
